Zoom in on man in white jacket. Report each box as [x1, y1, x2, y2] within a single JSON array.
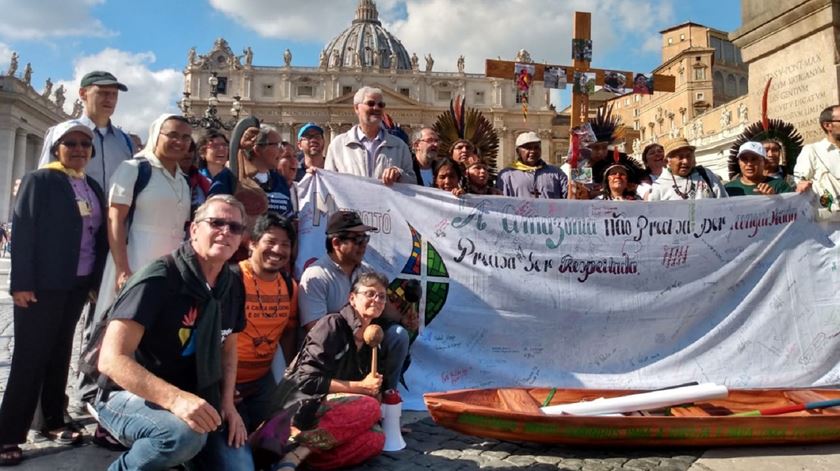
[[325, 86, 416, 185], [649, 138, 727, 201]]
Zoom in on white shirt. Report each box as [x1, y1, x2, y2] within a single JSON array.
[[648, 167, 727, 201]]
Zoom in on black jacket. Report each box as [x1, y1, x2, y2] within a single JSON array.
[[10, 169, 108, 293]]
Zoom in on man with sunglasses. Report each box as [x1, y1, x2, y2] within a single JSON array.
[[96, 195, 253, 469], [325, 86, 416, 186], [794, 105, 840, 215], [298, 210, 410, 393]]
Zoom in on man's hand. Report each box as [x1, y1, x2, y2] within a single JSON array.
[[755, 182, 776, 195], [381, 167, 402, 186], [11, 291, 37, 308], [356, 372, 383, 397], [220, 401, 248, 447], [116, 269, 133, 292], [796, 180, 813, 193], [170, 392, 222, 434]]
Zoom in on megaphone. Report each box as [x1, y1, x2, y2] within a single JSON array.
[[381, 389, 406, 452]]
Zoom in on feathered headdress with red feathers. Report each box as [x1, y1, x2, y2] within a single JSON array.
[[433, 95, 499, 170]]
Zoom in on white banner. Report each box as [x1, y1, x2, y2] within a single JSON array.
[[296, 171, 840, 410]]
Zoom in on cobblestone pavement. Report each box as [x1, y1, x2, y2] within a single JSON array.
[[1, 258, 838, 470]]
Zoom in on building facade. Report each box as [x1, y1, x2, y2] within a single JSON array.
[[609, 22, 749, 177], [0, 73, 70, 222], [181, 0, 567, 168]]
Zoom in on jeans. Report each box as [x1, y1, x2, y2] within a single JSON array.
[[192, 425, 254, 471], [95, 391, 207, 471], [381, 324, 410, 391]]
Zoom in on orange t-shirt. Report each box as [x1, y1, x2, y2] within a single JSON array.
[[236, 260, 298, 383]]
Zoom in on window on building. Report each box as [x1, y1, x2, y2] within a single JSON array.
[[696, 92, 704, 101], [668, 37, 673, 45], [694, 67, 705, 80], [475, 90, 485, 104], [261, 83, 274, 97], [725, 74, 737, 97], [297, 85, 314, 97], [437, 90, 452, 101], [342, 86, 353, 96], [680, 33, 685, 41], [399, 87, 410, 97], [634, 108, 640, 117], [634, 120, 640, 131], [216, 76, 228, 95], [635, 94, 641, 103], [739, 77, 748, 96]]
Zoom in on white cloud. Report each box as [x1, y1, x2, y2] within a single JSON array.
[[210, 0, 674, 73], [0, 42, 12, 70], [57, 48, 182, 139], [0, 0, 113, 40]]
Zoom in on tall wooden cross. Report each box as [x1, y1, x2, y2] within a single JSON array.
[[486, 11, 676, 128]]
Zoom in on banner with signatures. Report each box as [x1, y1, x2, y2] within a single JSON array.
[[296, 171, 840, 410]]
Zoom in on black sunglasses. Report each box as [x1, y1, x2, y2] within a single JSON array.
[[199, 217, 246, 235], [363, 100, 386, 108], [341, 233, 371, 245]]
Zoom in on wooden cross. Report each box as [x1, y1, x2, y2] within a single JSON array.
[[485, 11, 676, 128]]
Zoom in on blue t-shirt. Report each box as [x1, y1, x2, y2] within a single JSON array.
[[202, 167, 238, 196], [252, 171, 295, 218]]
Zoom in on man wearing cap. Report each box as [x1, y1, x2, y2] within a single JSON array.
[[794, 105, 840, 213], [325, 86, 416, 186], [38, 71, 134, 192], [410, 127, 440, 186], [649, 138, 727, 201], [295, 123, 326, 181], [726, 142, 793, 197], [496, 131, 568, 198], [298, 210, 410, 392]]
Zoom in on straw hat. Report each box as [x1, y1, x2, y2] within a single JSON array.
[[663, 138, 695, 158]]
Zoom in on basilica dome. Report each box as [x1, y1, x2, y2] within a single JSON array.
[[322, 0, 412, 70]]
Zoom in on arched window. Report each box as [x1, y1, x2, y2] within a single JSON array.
[[714, 71, 724, 98], [739, 77, 748, 96], [725, 74, 737, 97]]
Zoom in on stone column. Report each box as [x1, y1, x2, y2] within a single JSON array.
[[0, 127, 18, 222], [11, 130, 28, 189]]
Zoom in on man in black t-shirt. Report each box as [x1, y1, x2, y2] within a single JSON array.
[[96, 195, 251, 470]]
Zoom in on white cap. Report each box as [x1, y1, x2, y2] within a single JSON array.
[[515, 131, 541, 148], [48, 120, 94, 147], [737, 141, 767, 159]]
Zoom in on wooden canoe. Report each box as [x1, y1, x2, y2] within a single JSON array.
[[424, 387, 840, 447]]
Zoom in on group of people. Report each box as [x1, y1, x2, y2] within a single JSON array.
[[2, 67, 839, 470]]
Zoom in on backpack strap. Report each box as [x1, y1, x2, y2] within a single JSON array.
[[126, 158, 152, 236]]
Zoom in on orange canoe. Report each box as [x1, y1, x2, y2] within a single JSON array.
[[423, 387, 840, 447]]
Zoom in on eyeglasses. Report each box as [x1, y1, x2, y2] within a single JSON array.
[[61, 140, 93, 149], [341, 233, 370, 245], [300, 134, 323, 141], [363, 100, 386, 108], [356, 289, 387, 302], [162, 132, 193, 142], [199, 217, 246, 235]]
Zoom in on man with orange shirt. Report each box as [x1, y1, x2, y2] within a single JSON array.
[[232, 213, 298, 432]]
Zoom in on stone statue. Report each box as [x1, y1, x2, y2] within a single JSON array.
[[738, 102, 748, 124], [243, 47, 253, 67], [425, 53, 434, 72], [720, 109, 732, 129], [372, 49, 380, 68], [632, 138, 642, 156], [71, 99, 83, 118], [6, 51, 18, 76], [319, 50, 328, 69], [54, 85, 66, 108], [515, 49, 533, 63], [692, 120, 703, 138], [457, 55, 465, 73], [188, 47, 196, 66], [390, 52, 397, 71], [23, 63, 32, 85], [410, 52, 419, 70], [355, 50, 362, 68], [283, 48, 292, 67], [42, 77, 53, 97], [331, 49, 341, 68]]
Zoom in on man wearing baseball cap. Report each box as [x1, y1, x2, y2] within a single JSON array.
[[725, 141, 793, 196], [38, 71, 134, 192], [496, 131, 568, 198], [295, 122, 325, 181], [648, 137, 727, 200], [298, 210, 410, 392]]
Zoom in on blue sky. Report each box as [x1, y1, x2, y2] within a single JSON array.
[[0, 0, 741, 136]]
